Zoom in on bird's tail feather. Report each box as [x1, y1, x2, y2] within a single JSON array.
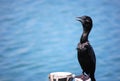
[[90, 74, 96, 81]]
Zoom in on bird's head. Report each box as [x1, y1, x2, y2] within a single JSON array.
[[76, 16, 93, 31]]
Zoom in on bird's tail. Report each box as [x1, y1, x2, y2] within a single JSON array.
[[90, 74, 96, 81]]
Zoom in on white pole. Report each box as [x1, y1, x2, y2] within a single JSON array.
[[49, 72, 74, 81]]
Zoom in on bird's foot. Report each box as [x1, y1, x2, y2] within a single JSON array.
[[82, 72, 86, 76]]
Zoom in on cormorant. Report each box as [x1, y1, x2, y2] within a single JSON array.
[[76, 16, 96, 81]]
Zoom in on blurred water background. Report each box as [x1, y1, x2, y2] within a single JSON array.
[[0, 0, 120, 81]]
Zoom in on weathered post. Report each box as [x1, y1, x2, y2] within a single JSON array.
[[49, 72, 75, 81]]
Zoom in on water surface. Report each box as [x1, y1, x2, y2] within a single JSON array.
[[0, 0, 120, 81]]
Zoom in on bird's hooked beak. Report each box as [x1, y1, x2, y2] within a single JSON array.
[[76, 17, 84, 23]]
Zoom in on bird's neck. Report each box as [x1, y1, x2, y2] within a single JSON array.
[[80, 31, 90, 43]]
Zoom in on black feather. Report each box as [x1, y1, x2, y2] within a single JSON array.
[[76, 16, 96, 81]]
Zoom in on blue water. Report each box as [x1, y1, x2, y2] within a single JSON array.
[[0, 0, 120, 81]]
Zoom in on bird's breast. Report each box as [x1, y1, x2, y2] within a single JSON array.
[[77, 42, 89, 52]]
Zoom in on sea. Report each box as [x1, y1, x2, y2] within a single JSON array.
[[0, 0, 120, 81]]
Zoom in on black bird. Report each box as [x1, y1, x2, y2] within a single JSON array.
[[76, 16, 96, 81]]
